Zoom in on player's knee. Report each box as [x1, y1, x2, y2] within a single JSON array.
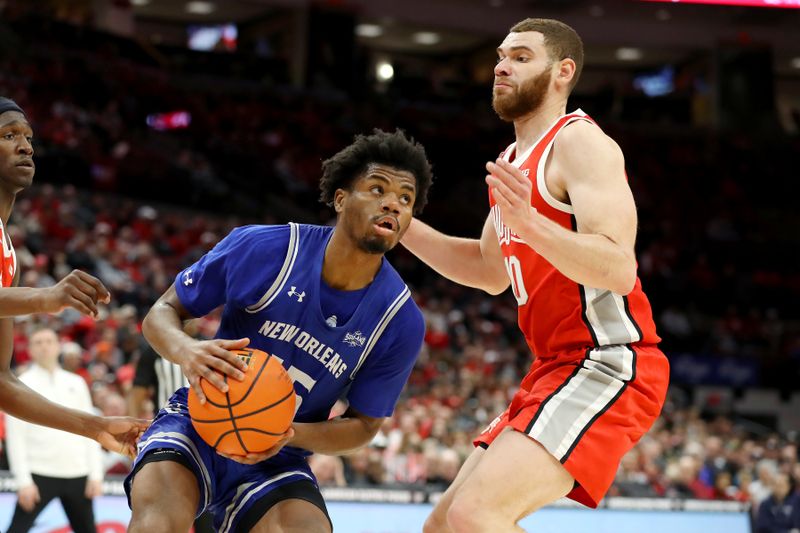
[[129, 506, 193, 533], [446, 495, 492, 533], [423, 509, 450, 533], [129, 486, 195, 533]]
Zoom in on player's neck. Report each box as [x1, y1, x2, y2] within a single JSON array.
[[512, 100, 567, 157], [0, 189, 16, 225], [322, 231, 382, 290]]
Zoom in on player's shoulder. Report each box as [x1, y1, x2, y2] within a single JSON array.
[[384, 281, 425, 333], [557, 119, 622, 157], [219, 224, 294, 257], [226, 223, 292, 243]]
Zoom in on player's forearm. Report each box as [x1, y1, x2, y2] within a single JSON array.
[[290, 416, 379, 456], [0, 287, 49, 317], [402, 218, 507, 294], [0, 370, 102, 440], [520, 215, 637, 295], [127, 386, 150, 418], [142, 301, 196, 365]]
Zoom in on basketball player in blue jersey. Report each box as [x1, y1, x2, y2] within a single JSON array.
[[125, 129, 433, 533]]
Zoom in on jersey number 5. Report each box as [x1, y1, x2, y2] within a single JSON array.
[[272, 355, 316, 414], [504, 255, 528, 306]]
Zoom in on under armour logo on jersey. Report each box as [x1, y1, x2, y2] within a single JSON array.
[[326, 315, 338, 327], [343, 330, 366, 347], [287, 286, 305, 302], [183, 269, 193, 286]]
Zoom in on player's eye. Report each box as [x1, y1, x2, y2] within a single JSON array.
[[370, 185, 383, 195], [496, 56, 505, 64], [400, 194, 412, 205], [2, 133, 13, 141], [517, 56, 530, 62], [25, 136, 33, 143]]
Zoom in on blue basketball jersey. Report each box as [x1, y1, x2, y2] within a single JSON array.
[[175, 223, 425, 455]]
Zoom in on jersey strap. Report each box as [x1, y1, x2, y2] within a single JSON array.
[[348, 285, 412, 380], [245, 223, 300, 314]]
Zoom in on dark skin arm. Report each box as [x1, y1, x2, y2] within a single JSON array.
[[142, 283, 250, 404], [221, 405, 384, 465], [0, 269, 111, 318], [0, 270, 148, 457]]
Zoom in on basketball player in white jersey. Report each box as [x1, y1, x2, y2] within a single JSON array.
[[0, 96, 147, 456]]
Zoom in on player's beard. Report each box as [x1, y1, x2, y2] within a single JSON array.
[[492, 66, 552, 122], [357, 235, 391, 255]]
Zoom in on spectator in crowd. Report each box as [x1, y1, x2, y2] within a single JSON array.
[[755, 472, 800, 533], [4, 328, 103, 533]]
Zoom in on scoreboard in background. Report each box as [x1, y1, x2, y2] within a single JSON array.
[[644, 0, 800, 7]]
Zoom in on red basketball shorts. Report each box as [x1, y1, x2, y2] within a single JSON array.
[[474, 344, 669, 508]]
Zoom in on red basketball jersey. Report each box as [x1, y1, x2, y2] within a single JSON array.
[[489, 110, 660, 357], [1, 219, 17, 288]]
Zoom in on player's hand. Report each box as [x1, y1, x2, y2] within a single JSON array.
[[179, 338, 250, 403], [94, 415, 150, 459], [486, 158, 539, 240], [217, 427, 295, 465], [85, 479, 103, 499], [17, 484, 40, 512], [40, 270, 111, 318]]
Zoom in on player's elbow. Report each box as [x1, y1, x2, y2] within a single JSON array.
[[481, 270, 511, 295], [483, 281, 509, 296], [613, 262, 637, 296]]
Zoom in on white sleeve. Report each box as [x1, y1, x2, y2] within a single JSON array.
[[5, 413, 33, 487]]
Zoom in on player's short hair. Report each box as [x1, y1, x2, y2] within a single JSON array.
[[320, 129, 433, 215], [510, 18, 584, 92]]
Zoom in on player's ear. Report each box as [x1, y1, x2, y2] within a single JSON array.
[[333, 189, 347, 213], [557, 58, 576, 88]]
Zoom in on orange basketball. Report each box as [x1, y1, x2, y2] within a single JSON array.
[[188, 348, 296, 456]]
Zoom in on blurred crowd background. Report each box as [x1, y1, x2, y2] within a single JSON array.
[[1, 0, 800, 529]]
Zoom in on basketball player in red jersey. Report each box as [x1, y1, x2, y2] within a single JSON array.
[[0, 96, 147, 457], [402, 19, 669, 532]]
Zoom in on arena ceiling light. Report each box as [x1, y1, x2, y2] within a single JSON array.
[[376, 61, 394, 81], [356, 24, 384, 38], [412, 32, 441, 45], [185, 1, 215, 15], [130, 0, 151, 5], [792, 57, 800, 69], [616, 47, 643, 61]]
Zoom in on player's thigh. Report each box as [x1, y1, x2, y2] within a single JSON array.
[[129, 460, 199, 525], [451, 428, 574, 521], [236, 479, 332, 533], [250, 499, 331, 533]]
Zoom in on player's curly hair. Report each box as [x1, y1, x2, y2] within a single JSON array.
[[320, 129, 433, 215]]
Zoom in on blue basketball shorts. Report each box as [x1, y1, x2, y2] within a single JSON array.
[[124, 388, 328, 533]]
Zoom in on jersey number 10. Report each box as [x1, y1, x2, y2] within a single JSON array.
[[504, 255, 528, 306]]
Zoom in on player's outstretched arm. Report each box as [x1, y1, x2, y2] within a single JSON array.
[[0, 318, 148, 458], [0, 269, 111, 318], [142, 283, 248, 404], [220, 406, 382, 465], [401, 217, 510, 295]]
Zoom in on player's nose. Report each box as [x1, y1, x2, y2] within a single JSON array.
[[380, 194, 401, 214], [17, 138, 33, 156], [494, 58, 511, 77]]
